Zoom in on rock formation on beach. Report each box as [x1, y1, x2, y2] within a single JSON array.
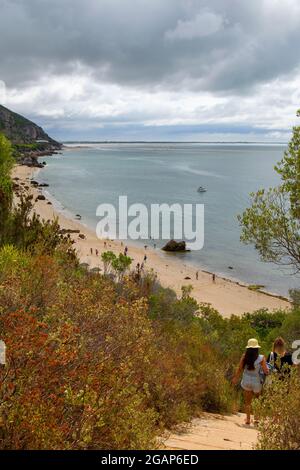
[[162, 240, 189, 252]]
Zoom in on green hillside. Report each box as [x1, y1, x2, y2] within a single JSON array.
[[0, 104, 60, 147]]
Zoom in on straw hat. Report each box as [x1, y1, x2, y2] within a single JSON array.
[[246, 338, 261, 349]]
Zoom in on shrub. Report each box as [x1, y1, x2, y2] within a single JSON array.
[[243, 309, 286, 340], [0, 251, 241, 448], [254, 370, 300, 450], [276, 308, 300, 348], [0, 284, 160, 449], [0, 134, 14, 237], [4, 194, 76, 260]]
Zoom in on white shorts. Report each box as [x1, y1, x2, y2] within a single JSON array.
[[241, 376, 262, 394]]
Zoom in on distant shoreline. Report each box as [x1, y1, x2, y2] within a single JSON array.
[[62, 141, 289, 145]]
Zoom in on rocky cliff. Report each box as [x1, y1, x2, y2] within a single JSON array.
[[0, 104, 61, 148]]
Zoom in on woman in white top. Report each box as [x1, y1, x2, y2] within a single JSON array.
[[232, 338, 269, 425]]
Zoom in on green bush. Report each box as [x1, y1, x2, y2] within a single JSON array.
[[254, 370, 300, 450], [0, 134, 14, 235], [243, 309, 286, 340]]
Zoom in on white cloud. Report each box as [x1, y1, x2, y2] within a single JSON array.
[[2, 68, 300, 141], [165, 11, 224, 41]]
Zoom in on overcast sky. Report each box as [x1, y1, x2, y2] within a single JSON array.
[[1, 0, 300, 141]]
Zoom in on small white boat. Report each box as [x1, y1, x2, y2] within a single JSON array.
[[197, 186, 207, 193]]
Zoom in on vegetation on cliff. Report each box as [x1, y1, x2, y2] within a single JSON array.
[[0, 104, 60, 148]]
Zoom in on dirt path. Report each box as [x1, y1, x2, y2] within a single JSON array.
[[164, 413, 258, 450]]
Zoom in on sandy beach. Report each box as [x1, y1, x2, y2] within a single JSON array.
[[13, 164, 291, 317]]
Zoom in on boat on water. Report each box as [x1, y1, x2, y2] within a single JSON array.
[[197, 186, 207, 193]]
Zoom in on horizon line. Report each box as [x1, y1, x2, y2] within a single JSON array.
[[62, 140, 289, 145]]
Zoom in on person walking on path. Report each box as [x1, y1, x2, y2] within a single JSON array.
[[232, 338, 269, 425]]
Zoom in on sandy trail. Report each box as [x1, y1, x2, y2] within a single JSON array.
[[13, 164, 291, 317], [164, 413, 258, 450]]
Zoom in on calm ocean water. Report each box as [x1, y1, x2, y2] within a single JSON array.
[[38, 143, 299, 297]]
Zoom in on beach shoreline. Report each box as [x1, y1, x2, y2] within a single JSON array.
[[12, 163, 291, 317]]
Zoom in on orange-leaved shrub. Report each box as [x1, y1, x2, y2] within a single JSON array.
[[0, 246, 235, 449]]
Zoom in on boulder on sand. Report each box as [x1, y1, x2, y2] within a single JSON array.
[[36, 194, 46, 201], [162, 240, 189, 252]]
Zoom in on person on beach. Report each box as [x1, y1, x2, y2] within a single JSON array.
[[124, 246, 128, 255], [143, 254, 147, 263], [95, 249, 98, 256], [90, 248, 93, 255], [232, 338, 269, 425], [134, 263, 141, 281], [267, 337, 293, 375], [196, 271, 199, 280], [212, 273, 216, 283]]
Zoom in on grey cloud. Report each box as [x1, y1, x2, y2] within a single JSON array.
[[1, 0, 300, 94]]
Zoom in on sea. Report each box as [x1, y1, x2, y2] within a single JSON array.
[[37, 142, 300, 297]]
